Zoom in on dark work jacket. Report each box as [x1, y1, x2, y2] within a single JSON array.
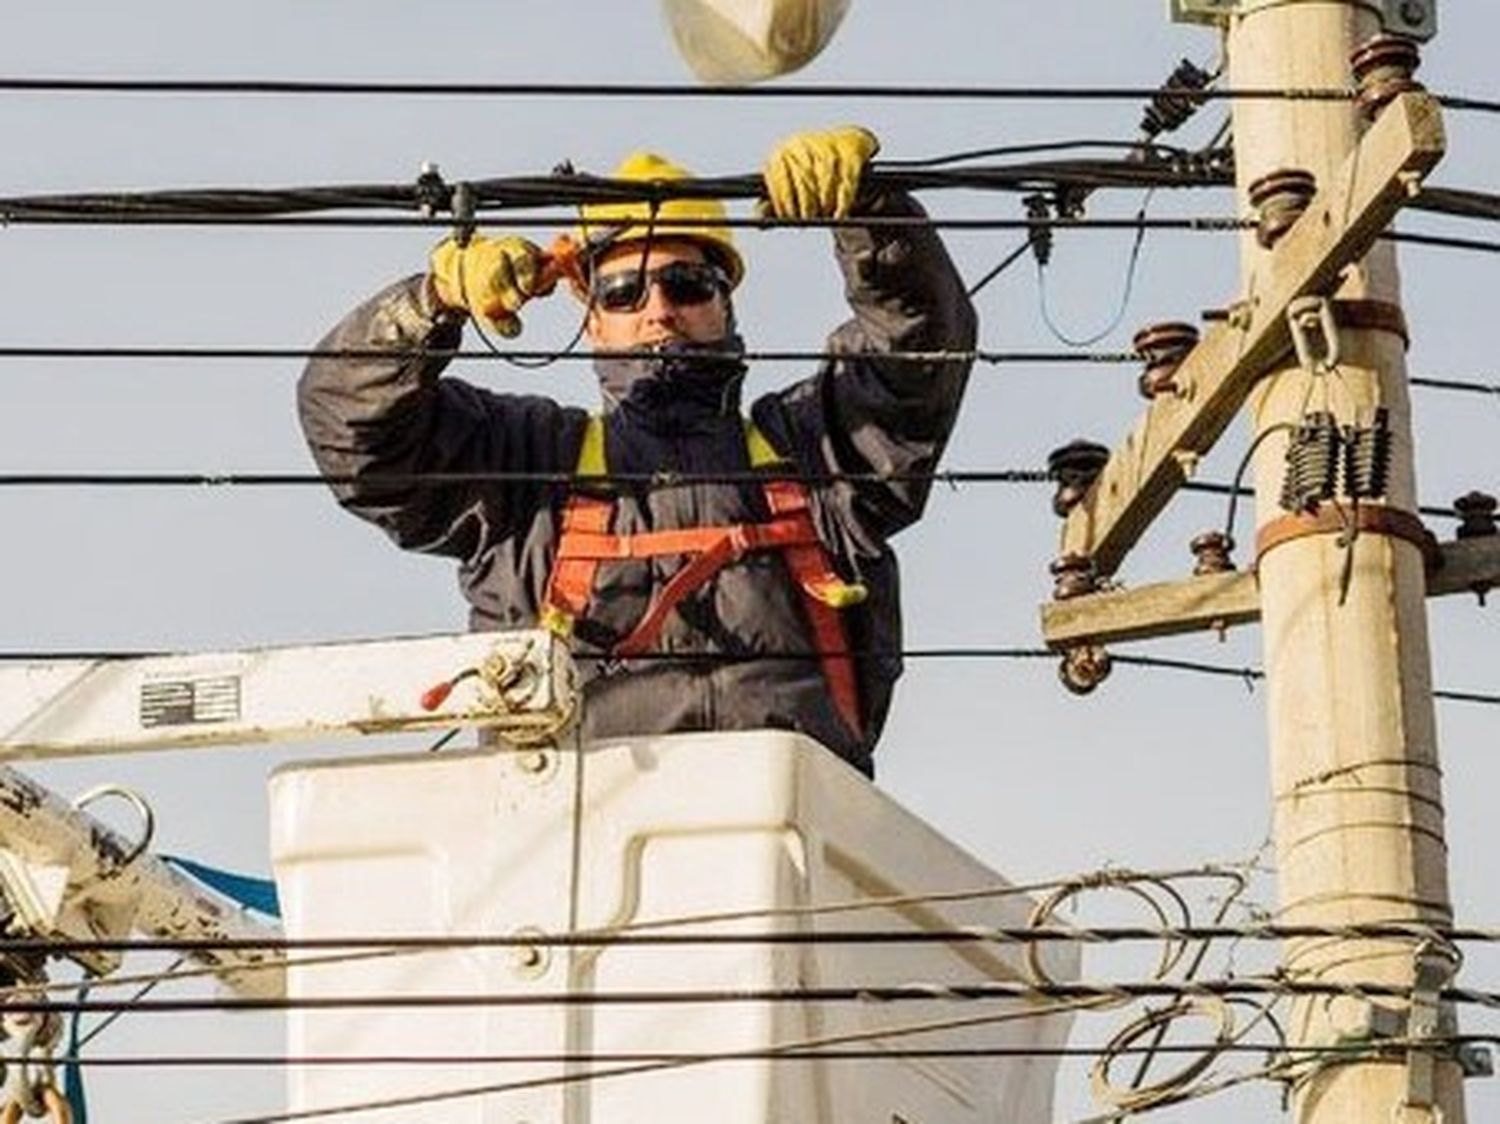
[[297, 193, 976, 775]]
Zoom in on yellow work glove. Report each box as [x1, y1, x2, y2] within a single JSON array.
[[428, 234, 555, 338], [761, 125, 879, 221]]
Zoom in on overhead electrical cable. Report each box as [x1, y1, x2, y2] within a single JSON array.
[[0, 469, 1058, 487], [9, 975, 1500, 1015], [0, 157, 1236, 221], [48, 1038, 1487, 1069], [1410, 375, 1500, 396], [205, 1000, 1109, 1124], [0, 469, 1475, 524], [0, 345, 1138, 365], [1383, 229, 1500, 255], [0, 212, 1256, 233], [5, 166, 1500, 225], [0, 647, 1492, 706], [15, 921, 1500, 959], [0, 77, 1374, 102], [0, 346, 1495, 398]]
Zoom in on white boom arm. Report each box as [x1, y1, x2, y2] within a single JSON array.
[[0, 630, 578, 997], [0, 630, 577, 761], [0, 767, 286, 997]]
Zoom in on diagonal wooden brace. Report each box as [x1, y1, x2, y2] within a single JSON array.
[[1040, 534, 1500, 650], [1059, 91, 1445, 578]]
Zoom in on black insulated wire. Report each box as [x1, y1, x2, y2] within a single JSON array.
[[5, 977, 1500, 1015], [0, 212, 1258, 233], [27, 1041, 1462, 1068], [0, 648, 1493, 706], [10, 921, 1500, 956], [0, 78, 1368, 102], [0, 348, 1496, 397], [0, 158, 1238, 222], [0, 469, 1471, 523], [0, 346, 1140, 365]]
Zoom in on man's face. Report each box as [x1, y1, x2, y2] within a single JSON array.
[[584, 239, 731, 350]]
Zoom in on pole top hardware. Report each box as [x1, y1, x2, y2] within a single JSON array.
[[1287, 295, 1342, 377], [1169, 0, 1437, 43], [1047, 440, 1111, 518], [1134, 322, 1200, 401]]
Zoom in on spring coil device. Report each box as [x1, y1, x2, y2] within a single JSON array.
[[1280, 411, 1342, 513]]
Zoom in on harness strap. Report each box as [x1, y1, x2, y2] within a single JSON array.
[[541, 415, 867, 740], [557, 518, 822, 561], [761, 477, 866, 738], [539, 492, 611, 635]]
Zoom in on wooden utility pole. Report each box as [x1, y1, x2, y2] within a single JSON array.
[[1228, 4, 1466, 1121]]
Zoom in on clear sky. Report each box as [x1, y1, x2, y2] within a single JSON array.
[[1, 3, 1497, 1121]]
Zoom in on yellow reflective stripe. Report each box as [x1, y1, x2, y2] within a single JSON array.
[[539, 603, 576, 637], [744, 422, 786, 468], [812, 581, 869, 609], [577, 415, 784, 473], [575, 415, 607, 478]]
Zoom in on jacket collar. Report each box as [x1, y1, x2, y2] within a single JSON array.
[[594, 334, 748, 433]]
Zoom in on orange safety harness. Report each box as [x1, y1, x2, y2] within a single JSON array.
[[540, 417, 867, 739]]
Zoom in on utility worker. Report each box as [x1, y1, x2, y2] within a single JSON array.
[[298, 127, 976, 777]]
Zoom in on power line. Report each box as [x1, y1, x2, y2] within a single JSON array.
[[1, 345, 1496, 398], [8, 976, 1500, 1015], [0, 211, 1255, 232], [1384, 229, 1500, 254], [1411, 375, 1500, 397], [0, 647, 1493, 706], [0, 469, 1474, 523], [0, 345, 1136, 365], [0, 468, 1056, 487], [0, 156, 1233, 217], [1413, 185, 1500, 223], [0, 78, 1367, 102], [14, 921, 1500, 958], [4, 159, 1498, 227], [45, 1039, 1490, 1068], [204, 1000, 1108, 1124]]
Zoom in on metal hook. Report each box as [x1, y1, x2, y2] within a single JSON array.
[[72, 784, 155, 874], [1287, 295, 1341, 377]]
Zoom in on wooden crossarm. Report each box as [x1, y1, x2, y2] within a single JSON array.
[[1060, 92, 1446, 577]]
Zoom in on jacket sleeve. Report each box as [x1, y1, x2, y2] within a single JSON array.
[[297, 274, 584, 563], [753, 190, 978, 549]]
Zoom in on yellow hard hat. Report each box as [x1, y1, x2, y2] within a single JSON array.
[[576, 151, 744, 289]]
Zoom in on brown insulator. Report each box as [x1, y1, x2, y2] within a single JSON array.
[[1059, 646, 1113, 696], [1248, 169, 1317, 249], [1351, 34, 1424, 121], [1454, 492, 1498, 540], [1050, 553, 1097, 601], [1047, 440, 1111, 517], [1190, 530, 1236, 576], [1133, 321, 1200, 399]]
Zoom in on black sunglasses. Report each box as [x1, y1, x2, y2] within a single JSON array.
[[590, 260, 728, 313]]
